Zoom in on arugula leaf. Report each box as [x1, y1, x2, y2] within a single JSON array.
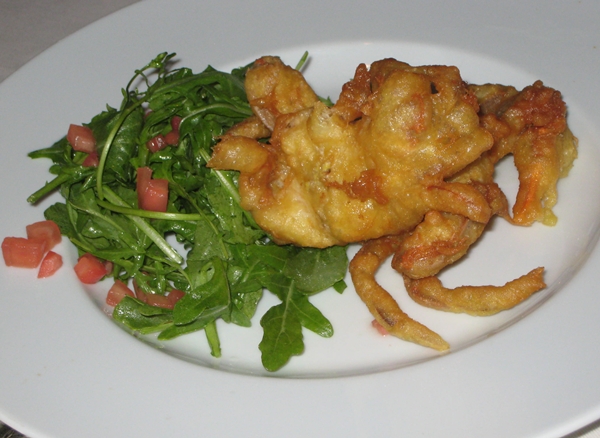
[[27, 52, 349, 371], [113, 296, 174, 335], [259, 300, 304, 372], [284, 246, 348, 294], [173, 257, 230, 326]]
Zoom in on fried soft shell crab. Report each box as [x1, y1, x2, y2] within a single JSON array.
[[208, 55, 577, 351]]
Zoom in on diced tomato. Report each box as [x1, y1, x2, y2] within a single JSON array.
[[74, 253, 109, 284], [37, 251, 63, 278], [137, 167, 169, 212], [165, 116, 182, 146], [103, 260, 114, 276], [146, 134, 168, 153], [106, 279, 135, 306], [1, 237, 47, 268], [132, 280, 183, 309], [164, 130, 179, 146], [136, 166, 153, 196], [142, 179, 169, 212], [67, 124, 96, 153], [26, 220, 61, 251], [145, 293, 172, 308], [132, 280, 148, 303], [170, 116, 182, 132], [145, 288, 186, 309], [82, 151, 99, 167], [168, 289, 185, 307]]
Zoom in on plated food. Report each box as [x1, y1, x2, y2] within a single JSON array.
[[4, 50, 576, 370], [209, 55, 577, 350]]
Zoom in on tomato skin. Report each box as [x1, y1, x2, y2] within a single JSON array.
[[37, 251, 63, 278], [136, 167, 169, 212], [164, 130, 179, 146], [136, 166, 153, 196], [132, 280, 148, 303], [141, 179, 169, 212], [67, 124, 96, 153], [132, 280, 183, 309], [170, 116, 182, 132], [74, 253, 109, 284], [1, 237, 47, 268], [168, 289, 185, 307], [106, 279, 135, 306], [145, 293, 172, 308], [26, 220, 61, 251], [146, 134, 167, 153], [82, 151, 99, 167]]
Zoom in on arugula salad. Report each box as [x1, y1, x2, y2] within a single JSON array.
[[26, 52, 348, 372]]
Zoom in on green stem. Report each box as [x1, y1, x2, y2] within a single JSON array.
[[102, 186, 183, 265], [204, 320, 221, 358], [295, 51, 309, 71], [96, 199, 205, 221], [96, 101, 144, 200], [27, 173, 72, 204], [180, 102, 252, 123]]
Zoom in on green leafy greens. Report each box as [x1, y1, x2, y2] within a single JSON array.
[[27, 52, 348, 371]]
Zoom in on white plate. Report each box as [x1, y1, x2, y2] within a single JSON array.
[[0, 0, 599, 437]]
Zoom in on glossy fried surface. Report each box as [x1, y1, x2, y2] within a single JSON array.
[[349, 236, 450, 350], [403, 267, 546, 316], [471, 81, 578, 226], [209, 57, 493, 247], [209, 56, 577, 352], [392, 154, 510, 280]]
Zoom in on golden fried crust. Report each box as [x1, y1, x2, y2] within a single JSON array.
[[349, 235, 450, 351], [391, 211, 487, 280], [223, 116, 272, 140], [208, 56, 576, 352], [472, 81, 578, 226], [210, 57, 494, 247], [391, 155, 510, 280], [245, 56, 320, 130], [403, 267, 546, 316]]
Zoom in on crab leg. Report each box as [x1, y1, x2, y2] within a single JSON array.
[[403, 267, 545, 316], [349, 236, 450, 351]]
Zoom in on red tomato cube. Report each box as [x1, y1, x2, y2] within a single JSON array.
[[141, 179, 169, 212], [37, 251, 63, 278], [26, 220, 61, 251], [67, 124, 96, 153], [136, 167, 169, 212], [106, 279, 135, 306], [164, 130, 179, 146], [132, 280, 148, 303], [146, 134, 167, 153], [168, 289, 185, 307], [74, 253, 109, 284], [1, 237, 47, 268], [145, 293, 172, 309], [170, 116, 182, 132], [82, 151, 99, 167], [136, 166, 153, 196]]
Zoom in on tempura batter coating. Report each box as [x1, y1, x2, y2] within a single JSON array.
[[470, 81, 578, 226], [403, 267, 546, 316], [349, 235, 450, 350], [209, 57, 494, 247], [392, 154, 510, 280], [208, 55, 577, 352]]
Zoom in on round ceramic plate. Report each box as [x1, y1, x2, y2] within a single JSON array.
[[0, 1, 599, 437]]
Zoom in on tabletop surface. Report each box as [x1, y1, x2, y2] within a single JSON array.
[[0, 1, 598, 437]]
